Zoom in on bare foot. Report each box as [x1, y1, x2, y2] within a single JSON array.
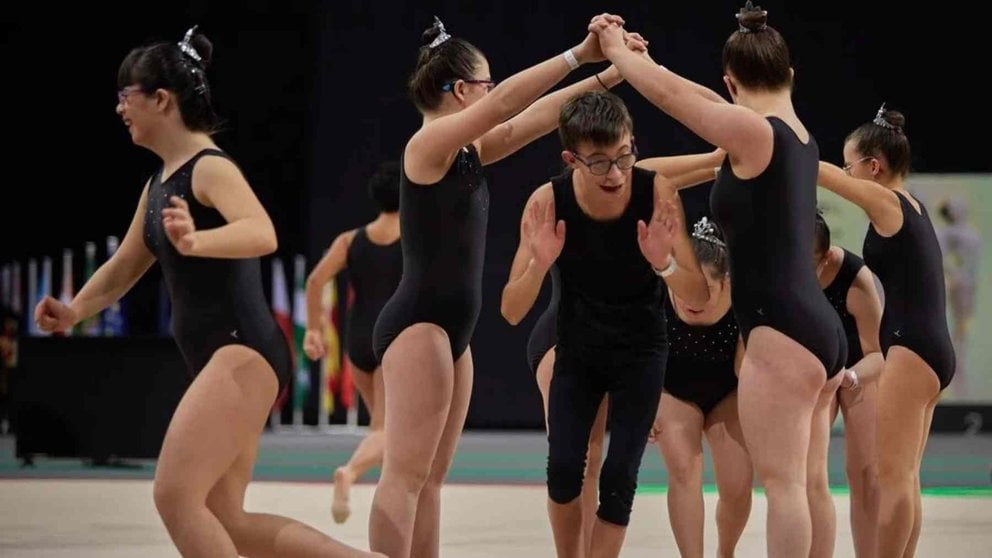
[[332, 466, 353, 524]]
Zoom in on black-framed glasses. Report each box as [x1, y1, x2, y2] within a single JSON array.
[[572, 144, 638, 176], [842, 156, 874, 175], [441, 78, 497, 93]]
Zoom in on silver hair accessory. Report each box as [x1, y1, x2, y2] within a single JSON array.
[[178, 25, 203, 64], [736, 1, 768, 33], [692, 217, 726, 247], [429, 16, 452, 49], [872, 103, 899, 131]]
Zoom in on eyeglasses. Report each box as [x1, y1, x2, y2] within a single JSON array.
[[116, 86, 144, 104], [441, 79, 497, 93], [842, 156, 874, 175], [572, 145, 638, 176]]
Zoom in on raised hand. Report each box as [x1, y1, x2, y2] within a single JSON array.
[[575, 13, 626, 64], [589, 16, 628, 56], [637, 195, 681, 271], [524, 197, 566, 271], [162, 195, 198, 256]]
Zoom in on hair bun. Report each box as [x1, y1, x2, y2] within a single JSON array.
[[736, 1, 768, 33], [190, 33, 214, 69], [882, 109, 906, 130]]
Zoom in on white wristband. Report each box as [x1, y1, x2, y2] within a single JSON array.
[[563, 49, 580, 70], [654, 256, 678, 278]]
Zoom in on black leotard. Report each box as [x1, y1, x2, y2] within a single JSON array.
[[863, 192, 955, 389], [373, 145, 488, 361], [663, 296, 739, 415], [823, 249, 866, 368], [345, 226, 402, 372], [143, 149, 291, 392], [710, 117, 846, 377]]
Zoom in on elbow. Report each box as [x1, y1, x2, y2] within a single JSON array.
[[304, 274, 320, 295], [500, 294, 523, 326], [259, 225, 278, 256]]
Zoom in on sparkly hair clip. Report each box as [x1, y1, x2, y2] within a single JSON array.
[[736, 1, 768, 33], [176, 26, 209, 96], [429, 16, 452, 49], [692, 217, 726, 247], [178, 25, 203, 64], [872, 103, 899, 131]]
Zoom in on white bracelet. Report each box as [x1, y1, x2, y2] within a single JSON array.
[[654, 256, 678, 278], [563, 49, 580, 70]]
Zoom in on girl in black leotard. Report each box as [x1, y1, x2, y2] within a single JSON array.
[[302, 162, 401, 525], [650, 217, 753, 558], [34, 27, 379, 558], [366, 16, 649, 558], [593, 5, 846, 556], [814, 211, 885, 557], [818, 105, 955, 557]]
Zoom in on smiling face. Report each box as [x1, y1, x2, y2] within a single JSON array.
[[115, 84, 160, 146], [563, 133, 636, 197]]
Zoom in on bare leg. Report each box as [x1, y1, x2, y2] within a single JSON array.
[[737, 327, 826, 558], [705, 392, 753, 558], [839, 372, 880, 558], [154, 345, 381, 558], [656, 393, 705, 558], [368, 324, 454, 558], [333, 365, 385, 524], [876, 347, 941, 558], [809, 371, 844, 558], [409, 347, 474, 558]]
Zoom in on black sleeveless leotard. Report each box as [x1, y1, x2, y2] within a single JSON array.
[[143, 149, 291, 392], [345, 226, 402, 372], [823, 249, 867, 368], [863, 192, 955, 389], [710, 117, 846, 377], [373, 145, 488, 361]]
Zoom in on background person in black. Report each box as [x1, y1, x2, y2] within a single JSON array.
[[591, 5, 848, 556], [367, 15, 647, 558], [818, 105, 955, 558], [34, 27, 381, 558], [502, 90, 709, 558], [302, 162, 402, 525], [814, 211, 884, 558]]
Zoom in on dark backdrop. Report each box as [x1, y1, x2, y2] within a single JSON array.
[[2, 1, 986, 428]]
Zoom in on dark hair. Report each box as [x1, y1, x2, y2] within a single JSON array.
[[117, 27, 220, 133], [845, 107, 910, 177], [814, 210, 830, 255], [722, 2, 792, 91], [558, 91, 634, 152], [407, 18, 484, 113], [690, 219, 729, 278], [368, 161, 400, 213]]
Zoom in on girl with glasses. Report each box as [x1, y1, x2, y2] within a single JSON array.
[[817, 105, 955, 557], [35, 26, 382, 558], [368, 14, 647, 558]]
